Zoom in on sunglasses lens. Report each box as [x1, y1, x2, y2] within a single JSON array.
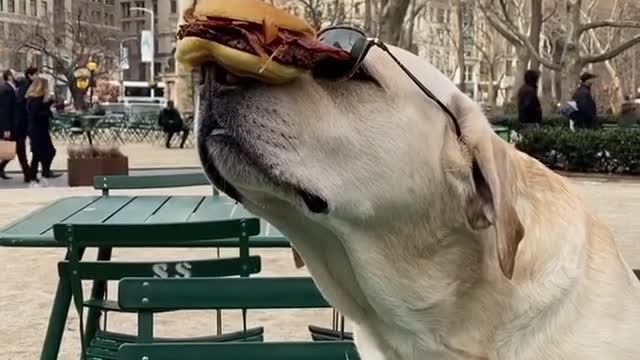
[[313, 28, 368, 80]]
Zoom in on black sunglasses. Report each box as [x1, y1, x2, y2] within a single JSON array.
[[314, 25, 463, 140]]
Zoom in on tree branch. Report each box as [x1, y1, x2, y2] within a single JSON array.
[[582, 33, 640, 63], [580, 20, 640, 34], [543, 0, 558, 23]]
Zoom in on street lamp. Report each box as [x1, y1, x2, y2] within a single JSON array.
[[131, 6, 155, 88], [86, 59, 98, 107], [118, 36, 138, 101]]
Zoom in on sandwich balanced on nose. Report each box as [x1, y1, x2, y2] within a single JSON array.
[[176, 0, 351, 84]]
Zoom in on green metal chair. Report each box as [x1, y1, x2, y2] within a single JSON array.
[[116, 277, 360, 360], [52, 218, 263, 360]]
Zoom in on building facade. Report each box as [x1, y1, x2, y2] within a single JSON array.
[[0, 0, 54, 71], [119, 0, 180, 82]]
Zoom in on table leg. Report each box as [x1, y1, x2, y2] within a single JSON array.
[[83, 247, 113, 349], [40, 248, 86, 360]]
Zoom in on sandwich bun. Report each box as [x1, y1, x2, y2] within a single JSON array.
[[176, 37, 305, 84], [193, 0, 316, 36]]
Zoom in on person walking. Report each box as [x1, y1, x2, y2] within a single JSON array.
[[571, 73, 599, 130], [517, 69, 542, 129], [158, 100, 190, 148], [14, 67, 39, 182], [26, 77, 60, 187], [0, 69, 18, 179]]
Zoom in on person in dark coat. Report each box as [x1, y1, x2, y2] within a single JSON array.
[[571, 73, 599, 130], [14, 67, 39, 182], [0, 69, 18, 179], [517, 69, 542, 128], [158, 100, 189, 148], [26, 77, 59, 186]]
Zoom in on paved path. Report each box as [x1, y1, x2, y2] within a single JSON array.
[[2, 142, 201, 174]]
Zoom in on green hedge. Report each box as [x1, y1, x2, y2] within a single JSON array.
[[490, 114, 621, 128], [515, 127, 640, 174]]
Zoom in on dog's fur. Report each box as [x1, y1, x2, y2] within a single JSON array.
[[195, 43, 640, 359]]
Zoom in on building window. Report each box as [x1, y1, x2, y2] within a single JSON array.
[[41, 0, 47, 16], [464, 65, 473, 82], [437, 8, 445, 23], [19, 0, 26, 14], [8, 0, 15, 13], [170, 0, 177, 13], [135, 1, 144, 9], [152, 0, 157, 14], [29, 0, 36, 16], [505, 59, 513, 76], [0, 23, 4, 39], [121, 2, 130, 17], [0, 0, 3, 11]]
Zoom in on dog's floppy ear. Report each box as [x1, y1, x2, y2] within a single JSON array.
[[451, 93, 524, 279]]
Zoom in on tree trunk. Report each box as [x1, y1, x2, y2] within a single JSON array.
[[604, 61, 624, 113], [456, 0, 466, 93], [528, 0, 542, 70], [511, 48, 529, 102], [72, 86, 88, 111], [487, 76, 497, 107], [364, 0, 373, 34], [378, 0, 411, 46]]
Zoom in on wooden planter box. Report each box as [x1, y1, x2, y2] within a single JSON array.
[[67, 156, 129, 187]]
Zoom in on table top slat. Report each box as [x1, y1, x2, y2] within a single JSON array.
[[231, 206, 283, 237], [146, 196, 206, 223], [62, 196, 134, 224], [188, 196, 236, 222], [105, 196, 169, 224], [3, 196, 101, 235]]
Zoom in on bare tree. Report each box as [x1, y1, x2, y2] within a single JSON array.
[[377, 0, 413, 45], [293, 0, 358, 30], [474, 22, 509, 106], [16, 11, 118, 110], [479, 0, 640, 102]]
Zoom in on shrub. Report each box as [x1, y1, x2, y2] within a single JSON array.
[[515, 127, 640, 174], [490, 114, 620, 129], [68, 145, 125, 159]]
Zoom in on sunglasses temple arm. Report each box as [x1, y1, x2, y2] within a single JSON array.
[[375, 42, 463, 140]]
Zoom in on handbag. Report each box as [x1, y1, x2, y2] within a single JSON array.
[[0, 139, 16, 161]]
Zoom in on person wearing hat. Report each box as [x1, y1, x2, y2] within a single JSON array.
[[571, 72, 599, 129]]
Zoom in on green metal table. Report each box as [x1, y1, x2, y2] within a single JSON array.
[[0, 195, 290, 360]]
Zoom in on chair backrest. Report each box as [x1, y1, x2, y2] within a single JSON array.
[[116, 277, 359, 360], [93, 172, 214, 195], [118, 277, 331, 310], [52, 219, 259, 247]]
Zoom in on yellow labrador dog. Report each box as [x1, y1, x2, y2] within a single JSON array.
[[195, 43, 640, 358]]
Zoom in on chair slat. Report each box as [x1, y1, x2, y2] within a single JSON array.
[[52, 218, 260, 246], [118, 277, 331, 310], [118, 341, 360, 360]]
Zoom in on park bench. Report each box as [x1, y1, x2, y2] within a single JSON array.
[[116, 277, 359, 360], [53, 218, 264, 360]]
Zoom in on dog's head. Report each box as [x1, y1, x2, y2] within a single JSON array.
[[196, 45, 524, 279]]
